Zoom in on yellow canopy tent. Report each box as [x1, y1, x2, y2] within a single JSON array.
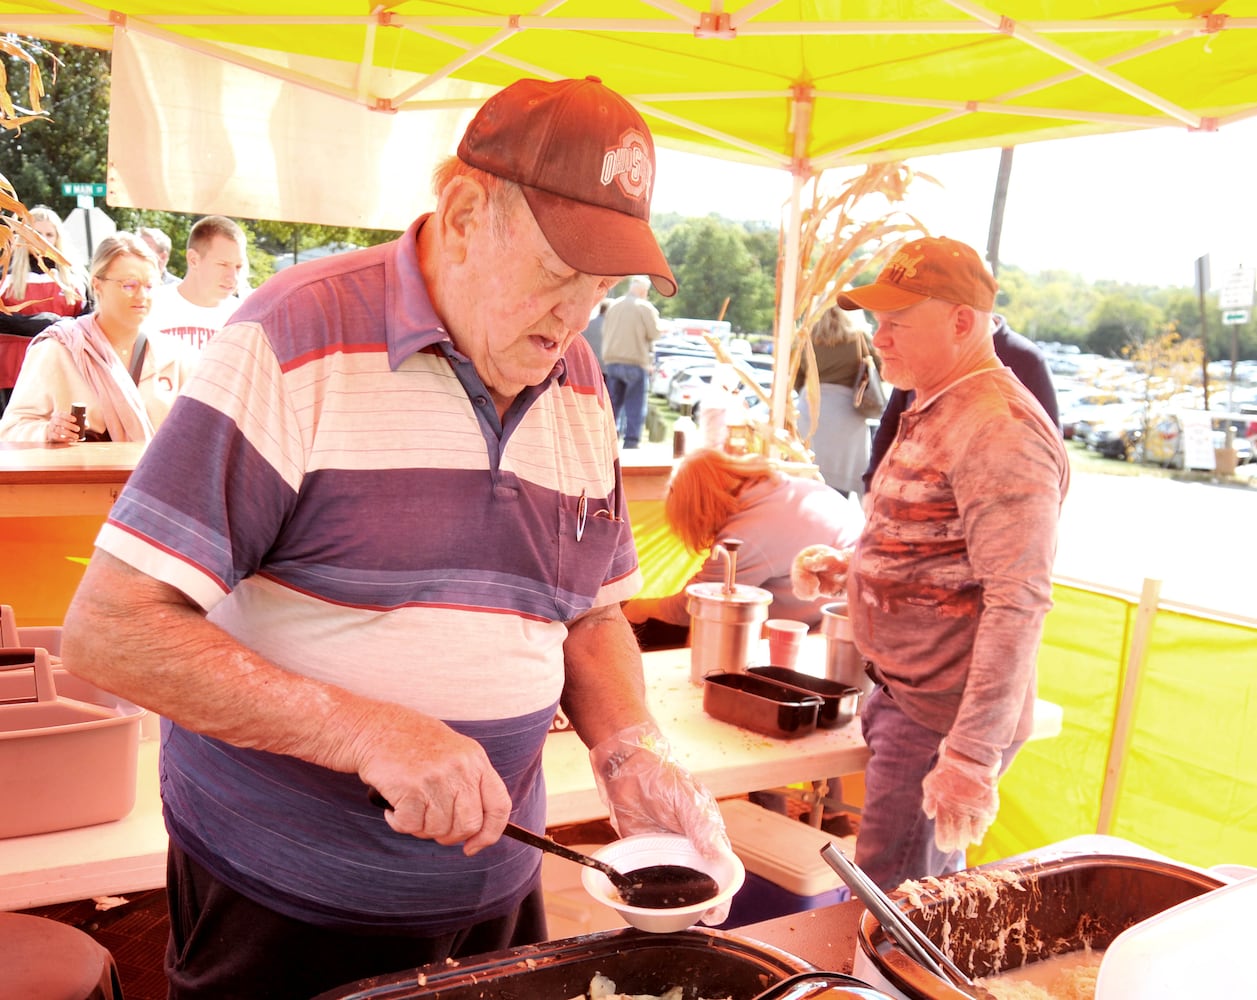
[[4, 0, 1257, 427]]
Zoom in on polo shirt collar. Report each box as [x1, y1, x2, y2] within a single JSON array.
[[386, 214, 448, 371], [383, 214, 569, 388]]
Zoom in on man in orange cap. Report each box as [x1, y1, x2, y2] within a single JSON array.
[[793, 236, 1070, 891], [63, 76, 729, 997]]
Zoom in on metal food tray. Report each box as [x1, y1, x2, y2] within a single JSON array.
[[702, 672, 823, 739], [315, 926, 813, 999], [748, 666, 860, 729]]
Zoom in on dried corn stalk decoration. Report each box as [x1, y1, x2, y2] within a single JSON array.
[[0, 36, 53, 133], [779, 163, 935, 456], [2, 38, 66, 306]]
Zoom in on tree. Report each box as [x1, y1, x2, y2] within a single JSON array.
[[3, 41, 109, 220], [1087, 290, 1161, 357], [659, 216, 775, 333]]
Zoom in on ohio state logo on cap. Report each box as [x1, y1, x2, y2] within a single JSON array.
[[601, 128, 653, 203]]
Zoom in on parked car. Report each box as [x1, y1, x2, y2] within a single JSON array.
[[667, 365, 775, 415], [649, 354, 708, 397], [1087, 408, 1146, 461], [1074, 401, 1143, 448], [1061, 392, 1132, 440]]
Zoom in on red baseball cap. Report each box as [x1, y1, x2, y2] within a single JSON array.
[[836, 237, 997, 312], [458, 76, 677, 297]]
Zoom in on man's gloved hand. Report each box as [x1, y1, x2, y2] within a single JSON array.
[[790, 544, 852, 601], [921, 741, 1001, 854], [590, 721, 733, 925]]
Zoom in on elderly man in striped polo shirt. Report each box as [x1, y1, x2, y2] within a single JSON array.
[[62, 77, 730, 1000]]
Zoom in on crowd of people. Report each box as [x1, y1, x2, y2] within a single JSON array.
[[0, 211, 247, 441], [3, 74, 1068, 998]]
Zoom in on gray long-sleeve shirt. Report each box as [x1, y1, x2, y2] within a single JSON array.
[[851, 367, 1069, 767]]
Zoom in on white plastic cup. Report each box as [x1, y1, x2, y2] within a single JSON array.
[[764, 618, 809, 670]]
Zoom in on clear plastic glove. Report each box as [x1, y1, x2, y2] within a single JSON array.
[[590, 721, 734, 925], [921, 741, 1001, 853], [791, 544, 851, 601]]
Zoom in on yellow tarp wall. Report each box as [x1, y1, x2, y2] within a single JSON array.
[[974, 583, 1257, 869]]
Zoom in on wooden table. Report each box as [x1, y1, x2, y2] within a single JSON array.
[[0, 441, 690, 623], [544, 636, 871, 826], [0, 442, 145, 517]]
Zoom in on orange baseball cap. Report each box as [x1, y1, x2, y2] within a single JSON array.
[[458, 76, 676, 297], [836, 237, 997, 312]]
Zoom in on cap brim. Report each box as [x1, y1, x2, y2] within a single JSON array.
[[836, 283, 927, 312], [521, 186, 677, 297]]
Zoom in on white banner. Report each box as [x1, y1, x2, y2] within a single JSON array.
[[107, 33, 491, 230], [1180, 409, 1215, 471]]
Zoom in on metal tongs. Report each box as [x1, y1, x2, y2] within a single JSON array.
[[820, 843, 996, 1000]]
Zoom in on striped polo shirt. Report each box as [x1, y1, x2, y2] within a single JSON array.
[[95, 217, 642, 931]]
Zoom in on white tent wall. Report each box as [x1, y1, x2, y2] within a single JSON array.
[[107, 32, 490, 231]]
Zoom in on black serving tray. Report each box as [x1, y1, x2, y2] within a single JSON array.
[[748, 666, 860, 729], [315, 926, 812, 999], [702, 672, 823, 739]]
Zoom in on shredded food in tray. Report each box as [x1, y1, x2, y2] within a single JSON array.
[[976, 948, 1103, 1000], [572, 973, 732, 1000]]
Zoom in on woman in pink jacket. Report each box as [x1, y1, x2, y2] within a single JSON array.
[[0, 233, 197, 443]]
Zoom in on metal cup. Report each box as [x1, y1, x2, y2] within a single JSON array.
[[820, 602, 874, 696]]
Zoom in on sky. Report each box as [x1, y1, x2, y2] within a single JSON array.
[[652, 117, 1257, 292]]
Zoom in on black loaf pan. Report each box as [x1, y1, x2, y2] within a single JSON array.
[[748, 666, 860, 729], [313, 926, 813, 999], [703, 672, 823, 738]]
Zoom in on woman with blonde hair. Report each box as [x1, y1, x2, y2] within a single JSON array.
[[0, 233, 197, 443], [0, 204, 88, 318], [623, 448, 863, 646]]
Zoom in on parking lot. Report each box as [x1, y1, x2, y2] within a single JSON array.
[[1054, 461, 1255, 622]]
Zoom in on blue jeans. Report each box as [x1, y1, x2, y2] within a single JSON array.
[[604, 363, 647, 447], [855, 686, 1023, 892]]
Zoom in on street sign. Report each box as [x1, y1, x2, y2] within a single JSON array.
[[1219, 267, 1255, 309], [1222, 309, 1250, 326], [60, 182, 106, 198]]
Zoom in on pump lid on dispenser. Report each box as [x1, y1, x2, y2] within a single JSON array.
[[687, 582, 774, 606]]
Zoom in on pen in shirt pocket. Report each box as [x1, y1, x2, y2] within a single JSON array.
[[575, 489, 622, 541]]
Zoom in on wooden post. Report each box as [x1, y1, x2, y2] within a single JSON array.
[[1097, 577, 1161, 834]]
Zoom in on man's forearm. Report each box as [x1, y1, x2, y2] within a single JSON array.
[[62, 550, 385, 774], [561, 604, 652, 749]]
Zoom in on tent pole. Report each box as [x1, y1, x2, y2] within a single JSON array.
[[986, 146, 1014, 277], [1097, 576, 1162, 835], [770, 86, 814, 457], [771, 170, 806, 453]]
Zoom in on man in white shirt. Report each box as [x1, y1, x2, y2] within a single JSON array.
[[148, 215, 247, 352]]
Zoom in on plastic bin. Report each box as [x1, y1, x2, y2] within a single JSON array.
[[0, 647, 146, 838], [718, 799, 853, 927]]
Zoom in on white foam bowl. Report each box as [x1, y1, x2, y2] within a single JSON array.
[[580, 833, 745, 933]]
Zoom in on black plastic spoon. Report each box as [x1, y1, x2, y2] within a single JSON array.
[[502, 823, 720, 909], [366, 787, 718, 909]]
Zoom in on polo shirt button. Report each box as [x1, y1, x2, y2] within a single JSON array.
[[475, 396, 488, 407]]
